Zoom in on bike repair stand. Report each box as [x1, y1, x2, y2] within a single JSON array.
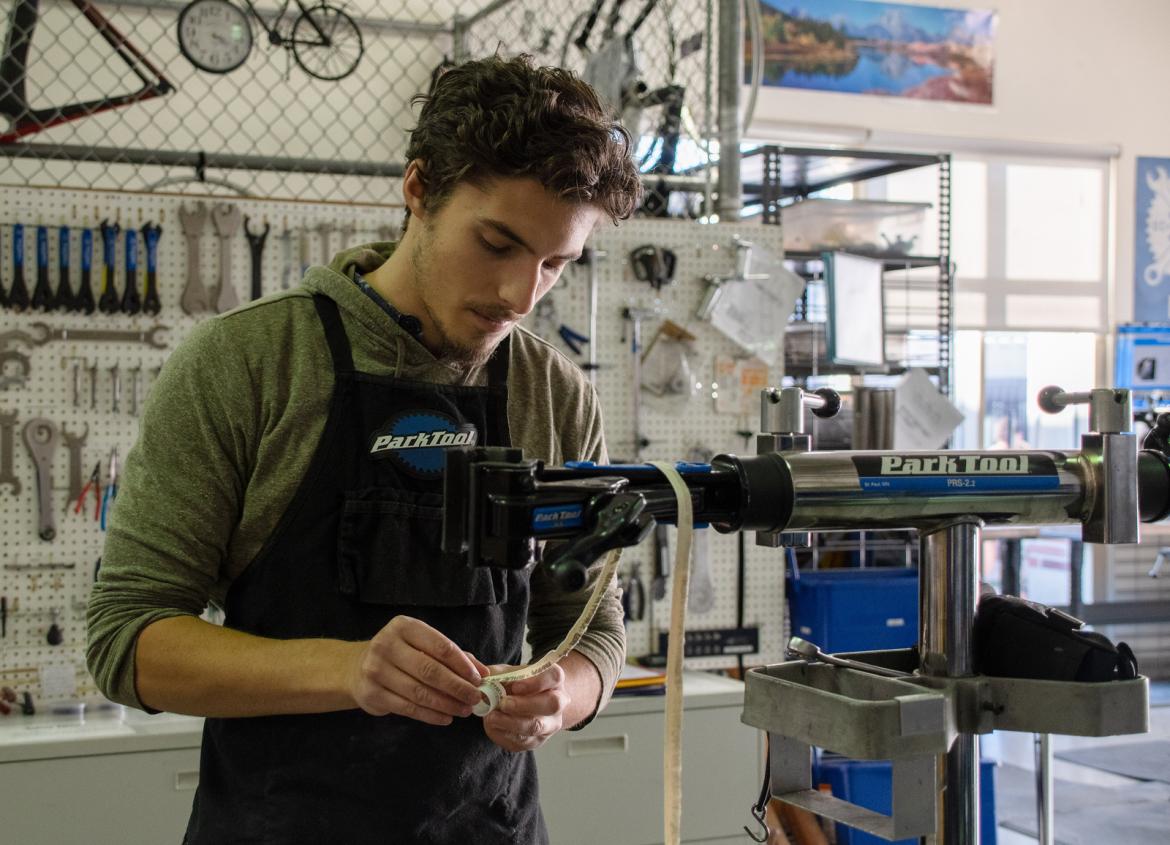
[[742, 387, 1150, 844]]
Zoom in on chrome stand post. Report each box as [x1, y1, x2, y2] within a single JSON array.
[[919, 520, 983, 845], [1034, 733, 1054, 845]]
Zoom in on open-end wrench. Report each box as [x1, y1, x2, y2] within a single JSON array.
[[244, 216, 269, 301], [98, 220, 120, 314], [88, 361, 97, 410], [60, 423, 88, 502], [120, 228, 141, 315], [316, 222, 332, 267], [0, 411, 20, 495], [23, 418, 59, 541], [141, 222, 162, 315], [29, 322, 170, 349], [55, 225, 74, 311], [9, 224, 30, 312], [211, 204, 242, 313], [279, 227, 294, 289], [76, 228, 96, 314], [31, 225, 55, 311], [786, 637, 912, 679], [109, 363, 121, 414], [179, 203, 211, 315], [128, 364, 142, 416]]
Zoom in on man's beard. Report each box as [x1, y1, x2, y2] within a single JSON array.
[[410, 227, 506, 370]]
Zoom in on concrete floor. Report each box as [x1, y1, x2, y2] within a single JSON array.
[[982, 682, 1169, 844]]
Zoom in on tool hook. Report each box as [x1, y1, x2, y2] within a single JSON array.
[[743, 803, 769, 843]]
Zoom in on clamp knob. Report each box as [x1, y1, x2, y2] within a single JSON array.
[[1038, 385, 1132, 434]]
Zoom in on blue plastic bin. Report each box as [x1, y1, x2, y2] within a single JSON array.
[[787, 568, 919, 653], [813, 756, 997, 845]]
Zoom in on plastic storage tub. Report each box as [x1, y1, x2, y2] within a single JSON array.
[[782, 198, 931, 255], [814, 755, 997, 845], [787, 568, 918, 653]]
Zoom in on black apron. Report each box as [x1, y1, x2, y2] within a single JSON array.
[[185, 295, 544, 844]]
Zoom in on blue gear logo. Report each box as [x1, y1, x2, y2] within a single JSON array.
[[368, 411, 478, 477]]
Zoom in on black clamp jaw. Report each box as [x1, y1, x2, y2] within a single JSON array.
[[441, 447, 775, 590], [1141, 413, 1170, 523]]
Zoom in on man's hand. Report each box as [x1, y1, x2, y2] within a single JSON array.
[[347, 616, 485, 726], [481, 663, 570, 752]]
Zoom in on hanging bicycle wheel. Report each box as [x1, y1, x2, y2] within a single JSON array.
[[558, 0, 683, 170], [291, 4, 363, 81]]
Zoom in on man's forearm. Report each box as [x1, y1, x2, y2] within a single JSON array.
[[136, 615, 363, 717], [559, 650, 604, 729]]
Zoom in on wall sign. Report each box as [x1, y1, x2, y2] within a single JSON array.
[[1135, 156, 1170, 322]]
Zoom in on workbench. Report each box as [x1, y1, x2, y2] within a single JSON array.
[[0, 671, 759, 844]]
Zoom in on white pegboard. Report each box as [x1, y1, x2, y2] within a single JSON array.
[[0, 188, 799, 704], [524, 219, 794, 670], [0, 184, 404, 702]]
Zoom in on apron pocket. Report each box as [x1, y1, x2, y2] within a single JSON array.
[[337, 487, 506, 607]]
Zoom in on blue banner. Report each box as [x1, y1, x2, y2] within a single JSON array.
[[1135, 156, 1170, 322]]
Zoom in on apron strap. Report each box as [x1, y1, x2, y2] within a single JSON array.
[[487, 332, 511, 388], [313, 294, 355, 374]]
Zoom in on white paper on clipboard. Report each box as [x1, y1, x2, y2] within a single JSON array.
[[894, 368, 965, 449], [707, 245, 805, 366]]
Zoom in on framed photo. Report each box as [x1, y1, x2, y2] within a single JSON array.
[[824, 251, 886, 368], [750, 0, 997, 104]]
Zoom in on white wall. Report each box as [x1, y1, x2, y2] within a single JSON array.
[[745, 0, 1170, 324]]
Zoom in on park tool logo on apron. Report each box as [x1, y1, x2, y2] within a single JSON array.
[[368, 411, 478, 477]]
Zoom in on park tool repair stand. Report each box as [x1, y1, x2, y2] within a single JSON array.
[[441, 386, 1170, 844]]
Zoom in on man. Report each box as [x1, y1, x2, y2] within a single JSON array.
[[87, 55, 641, 843]]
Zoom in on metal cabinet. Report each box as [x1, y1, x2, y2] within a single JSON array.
[[0, 744, 200, 843], [536, 673, 761, 845]]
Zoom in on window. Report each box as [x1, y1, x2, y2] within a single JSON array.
[[863, 153, 1111, 332]]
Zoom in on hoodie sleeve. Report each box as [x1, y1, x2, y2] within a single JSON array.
[[525, 379, 626, 729]]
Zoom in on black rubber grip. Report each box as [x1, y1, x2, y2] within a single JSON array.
[[1139, 449, 1170, 523]]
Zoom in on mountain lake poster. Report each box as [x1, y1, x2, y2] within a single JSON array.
[[750, 0, 998, 104]]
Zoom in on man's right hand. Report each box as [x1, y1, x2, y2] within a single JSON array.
[[347, 616, 486, 726]]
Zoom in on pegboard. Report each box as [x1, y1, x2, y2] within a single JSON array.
[[0, 183, 404, 704], [0, 186, 798, 707], [525, 219, 794, 671]]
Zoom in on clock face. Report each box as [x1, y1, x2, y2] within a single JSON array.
[[178, 0, 253, 74]]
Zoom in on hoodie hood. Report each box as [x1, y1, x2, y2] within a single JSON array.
[[300, 241, 491, 385]]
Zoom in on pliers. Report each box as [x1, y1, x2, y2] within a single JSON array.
[[558, 324, 590, 356], [74, 461, 101, 521], [100, 448, 118, 531]]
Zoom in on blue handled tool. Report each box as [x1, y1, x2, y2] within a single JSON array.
[[98, 220, 120, 314], [8, 224, 29, 311], [100, 448, 118, 531], [121, 228, 140, 314], [141, 222, 162, 315], [55, 225, 74, 311], [31, 224, 54, 311], [76, 228, 95, 314]]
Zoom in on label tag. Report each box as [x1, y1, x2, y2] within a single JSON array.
[[851, 453, 1061, 494]]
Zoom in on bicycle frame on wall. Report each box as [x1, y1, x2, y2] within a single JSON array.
[[0, 0, 173, 144]]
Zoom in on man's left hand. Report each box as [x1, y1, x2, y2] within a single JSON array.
[[480, 663, 569, 752]]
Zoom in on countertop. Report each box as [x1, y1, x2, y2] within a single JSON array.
[[0, 670, 745, 764]]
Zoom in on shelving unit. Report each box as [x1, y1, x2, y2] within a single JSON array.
[[748, 145, 954, 394]]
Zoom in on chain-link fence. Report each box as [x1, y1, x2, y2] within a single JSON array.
[[1, 0, 721, 209]]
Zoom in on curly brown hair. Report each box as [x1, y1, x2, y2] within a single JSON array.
[[405, 55, 642, 225]]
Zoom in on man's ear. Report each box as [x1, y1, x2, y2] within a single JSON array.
[[402, 160, 428, 220]]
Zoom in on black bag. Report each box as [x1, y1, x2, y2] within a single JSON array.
[[974, 594, 1138, 682]]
